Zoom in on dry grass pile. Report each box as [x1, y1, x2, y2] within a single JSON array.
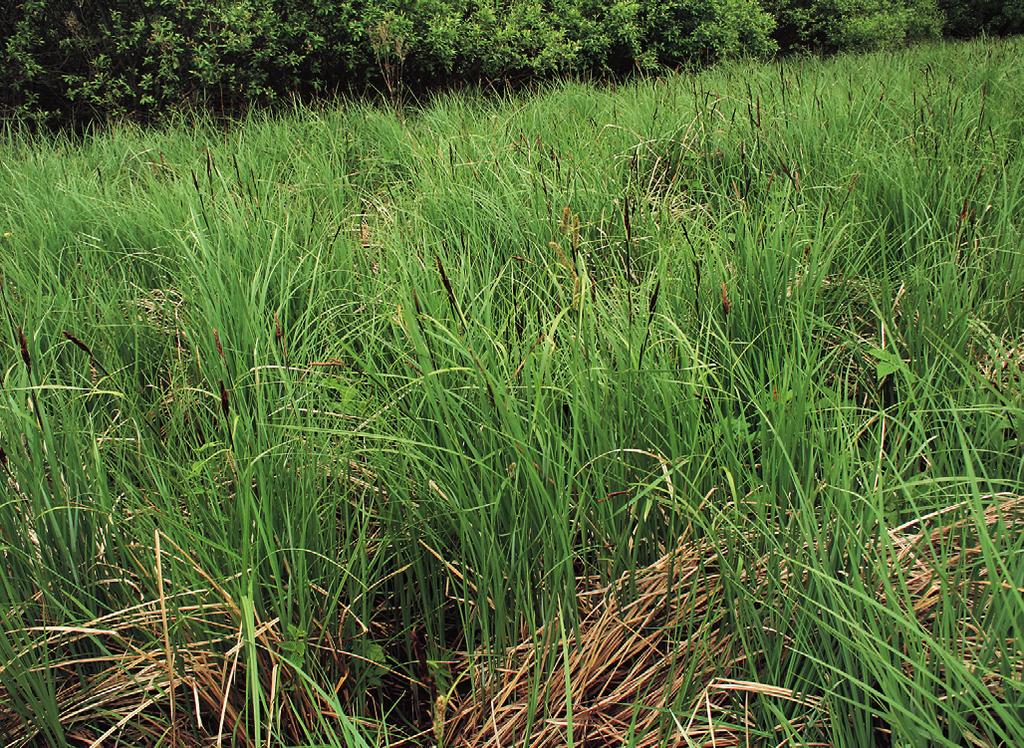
[[0, 533, 352, 747], [445, 495, 1024, 747]]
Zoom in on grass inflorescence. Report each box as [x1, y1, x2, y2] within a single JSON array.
[[1, 38, 1023, 746]]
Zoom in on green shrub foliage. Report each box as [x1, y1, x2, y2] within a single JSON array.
[[0, 0, 775, 121], [767, 0, 944, 52], [939, 0, 1024, 36], [2, 0, 363, 123], [640, 0, 778, 66], [1, 0, 1015, 124]]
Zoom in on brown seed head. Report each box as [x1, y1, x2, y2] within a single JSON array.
[[219, 380, 230, 420], [18, 328, 31, 372]]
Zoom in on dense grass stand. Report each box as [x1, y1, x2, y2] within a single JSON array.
[[1, 38, 1022, 746]]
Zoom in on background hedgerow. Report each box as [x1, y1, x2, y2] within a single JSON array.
[[3, 0, 1020, 126], [3, 0, 772, 125], [1, 38, 1022, 746]]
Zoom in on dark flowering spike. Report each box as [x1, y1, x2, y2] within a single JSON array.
[[18, 328, 30, 372], [62, 330, 92, 356], [638, 278, 661, 371], [647, 279, 661, 317], [219, 380, 230, 420], [623, 196, 632, 245], [435, 254, 463, 325], [62, 330, 111, 379]]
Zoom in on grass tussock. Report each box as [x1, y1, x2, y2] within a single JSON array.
[[1, 38, 1023, 746], [447, 494, 1024, 747]]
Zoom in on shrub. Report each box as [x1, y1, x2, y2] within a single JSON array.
[[639, 0, 778, 67], [768, 0, 944, 52], [939, 0, 1024, 36], [1, 0, 325, 123]]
